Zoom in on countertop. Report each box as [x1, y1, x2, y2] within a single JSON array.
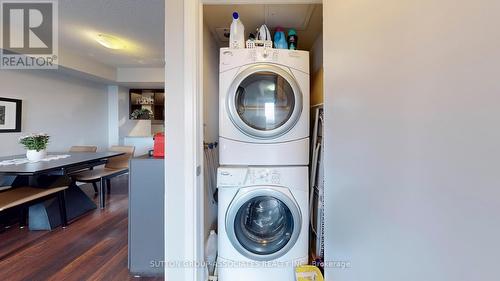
[[133, 155, 164, 160], [124, 136, 154, 138]]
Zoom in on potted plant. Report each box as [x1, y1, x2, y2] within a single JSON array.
[[131, 108, 152, 120], [19, 133, 50, 162]]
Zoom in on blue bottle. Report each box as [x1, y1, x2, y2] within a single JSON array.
[[273, 27, 288, 49]]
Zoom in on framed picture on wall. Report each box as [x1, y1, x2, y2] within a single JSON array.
[[0, 98, 22, 133]]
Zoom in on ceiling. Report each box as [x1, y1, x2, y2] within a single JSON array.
[[204, 4, 322, 50], [59, 0, 164, 68]]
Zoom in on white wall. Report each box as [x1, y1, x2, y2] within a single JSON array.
[[0, 70, 109, 157], [324, 1, 500, 281], [203, 22, 220, 237], [108, 85, 120, 146]]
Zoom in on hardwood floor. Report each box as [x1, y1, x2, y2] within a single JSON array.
[[0, 175, 164, 281]]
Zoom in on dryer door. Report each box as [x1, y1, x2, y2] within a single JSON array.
[[227, 64, 303, 139], [226, 187, 302, 261]]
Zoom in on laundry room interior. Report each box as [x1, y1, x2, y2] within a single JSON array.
[[201, 3, 325, 280]]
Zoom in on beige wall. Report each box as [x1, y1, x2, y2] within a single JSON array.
[[324, 1, 500, 280], [310, 34, 324, 106], [203, 22, 219, 237], [203, 24, 220, 143], [310, 68, 324, 106]]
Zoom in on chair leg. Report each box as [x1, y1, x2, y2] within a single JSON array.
[[92, 182, 99, 194], [19, 206, 28, 228], [57, 192, 68, 228], [99, 178, 106, 209], [106, 179, 111, 194]]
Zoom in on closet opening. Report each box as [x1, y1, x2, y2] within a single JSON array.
[[201, 3, 324, 280]]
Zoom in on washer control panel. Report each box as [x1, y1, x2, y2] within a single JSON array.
[[247, 168, 281, 185], [217, 167, 281, 187], [217, 168, 248, 187]]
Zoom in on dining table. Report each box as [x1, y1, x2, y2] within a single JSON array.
[[0, 151, 125, 230]]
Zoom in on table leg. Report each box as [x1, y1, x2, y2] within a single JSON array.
[[99, 177, 106, 209], [13, 175, 98, 230], [57, 191, 68, 227]]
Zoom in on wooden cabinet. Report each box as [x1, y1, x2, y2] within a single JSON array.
[[129, 89, 165, 121]]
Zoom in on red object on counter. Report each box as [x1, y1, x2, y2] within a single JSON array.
[[153, 132, 165, 157]]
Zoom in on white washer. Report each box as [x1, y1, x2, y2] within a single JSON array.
[[217, 166, 309, 281], [219, 48, 310, 166]]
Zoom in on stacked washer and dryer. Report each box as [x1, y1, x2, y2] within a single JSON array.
[[217, 47, 310, 281]]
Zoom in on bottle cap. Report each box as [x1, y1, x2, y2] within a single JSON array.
[[288, 28, 297, 36], [232, 12, 239, 19], [275, 26, 284, 32]]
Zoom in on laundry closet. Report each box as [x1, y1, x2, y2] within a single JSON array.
[[201, 3, 324, 281]]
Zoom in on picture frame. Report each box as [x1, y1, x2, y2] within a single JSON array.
[[0, 98, 22, 133]]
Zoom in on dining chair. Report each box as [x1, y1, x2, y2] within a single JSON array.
[[71, 146, 135, 208], [69, 146, 98, 153], [68, 145, 99, 193]]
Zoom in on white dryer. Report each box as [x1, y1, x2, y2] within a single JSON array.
[[219, 48, 310, 165], [217, 166, 309, 281]]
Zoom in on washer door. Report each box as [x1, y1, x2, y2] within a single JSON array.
[[227, 64, 303, 139], [226, 187, 302, 261]]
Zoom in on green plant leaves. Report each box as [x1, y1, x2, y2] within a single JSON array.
[[19, 134, 50, 151]]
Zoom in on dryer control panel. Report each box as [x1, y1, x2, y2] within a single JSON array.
[[219, 48, 310, 74], [217, 167, 281, 187], [251, 49, 279, 62]]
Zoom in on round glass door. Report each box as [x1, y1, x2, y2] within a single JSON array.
[[228, 65, 302, 139], [226, 188, 301, 261], [235, 196, 294, 255]]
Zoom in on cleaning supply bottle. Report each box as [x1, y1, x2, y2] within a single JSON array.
[[273, 27, 288, 49], [288, 28, 298, 50], [229, 12, 245, 49], [205, 230, 218, 276]]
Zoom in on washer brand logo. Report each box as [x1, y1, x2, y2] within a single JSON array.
[[1, 1, 58, 69]]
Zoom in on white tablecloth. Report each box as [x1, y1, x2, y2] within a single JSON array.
[[0, 154, 71, 166]]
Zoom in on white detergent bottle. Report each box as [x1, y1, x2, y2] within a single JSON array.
[[229, 12, 245, 49], [205, 230, 218, 277]]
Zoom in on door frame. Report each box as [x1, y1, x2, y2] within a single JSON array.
[[165, 1, 322, 281], [164, 1, 204, 281]]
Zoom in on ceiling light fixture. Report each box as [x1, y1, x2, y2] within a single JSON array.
[[95, 34, 126, 49]]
